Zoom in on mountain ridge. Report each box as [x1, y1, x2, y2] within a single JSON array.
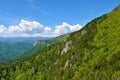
[[0, 37, 52, 63], [0, 5, 120, 80]]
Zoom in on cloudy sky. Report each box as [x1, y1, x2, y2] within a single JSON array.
[[0, 0, 119, 37], [0, 19, 82, 37]]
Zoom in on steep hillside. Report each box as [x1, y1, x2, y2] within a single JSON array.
[[34, 34, 69, 46], [0, 36, 68, 64], [19, 34, 69, 58], [0, 5, 120, 80]]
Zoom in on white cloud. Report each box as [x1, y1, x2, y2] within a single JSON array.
[[0, 25, 7, 33], [18, 19, 44, 33], [54, 22, 82, 36], [8, 25, 21, 33], [44, 27, 52, 32], [0, 19, 82, 37]]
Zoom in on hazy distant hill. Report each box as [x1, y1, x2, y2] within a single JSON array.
[[0, 37, 51, 63], [0, 5, 120, 80], [0, 37, 51, 44], [0, 36, 68, 63]]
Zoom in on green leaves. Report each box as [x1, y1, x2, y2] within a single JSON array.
[[0, 5, 120, 80]]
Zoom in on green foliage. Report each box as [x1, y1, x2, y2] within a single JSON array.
[[0, 5, 120, 80], [0, 34, 69, 64], [0, 42, 33, 63]]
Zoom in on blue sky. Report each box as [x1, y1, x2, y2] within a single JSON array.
[[0, 0, 119, 37]]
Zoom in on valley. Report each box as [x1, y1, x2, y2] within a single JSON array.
[[0, 5, 120, 80], [0, 37, 51, 63]]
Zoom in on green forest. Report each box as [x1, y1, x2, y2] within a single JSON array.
[[0, 5, 120, 80]]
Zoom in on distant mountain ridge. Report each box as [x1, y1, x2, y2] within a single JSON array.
[[20, 34, 69, 58], [0, 5, 120, 80], [0, 35, 69, 63], [34, 34, 69, 46], [0, 37, 51, 63], [0, 37, 51, 44]]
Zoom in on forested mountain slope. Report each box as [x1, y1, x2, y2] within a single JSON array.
[[19, 34, 69, 58], [0, 42, 33, 63], [0, 35, 68, 64], [0, 5, 120, 80], [0, 37, 51, 63]]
